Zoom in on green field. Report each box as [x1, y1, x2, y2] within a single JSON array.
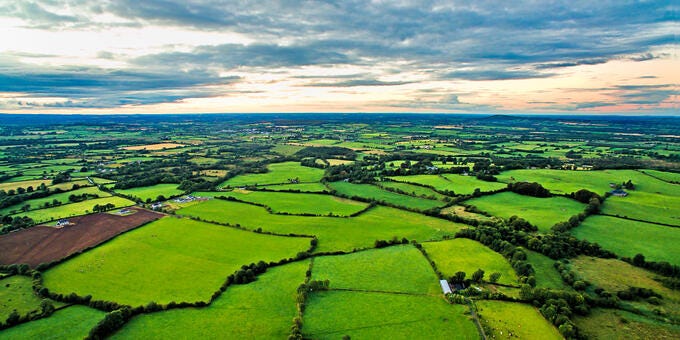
[[42, 217, 311, 306], [220, 162, 324, 187], [423, 238, 517, 285], [0, 305, 105, 340], [0, 179, 52, 192], [0, 276, 44, 321], [377, 181, 449, 200], [466, 192, 585, 232], [476, 301, 562, 339], [10, 196, 136, 224], [525, 250, 570, 290], [573, 308, 680, 340], [572, 215, 680, 264], [312, 245, 440, 295], [259, 182, 329, 192], [303, 291, 478, 339], [388, 174, 506, 195], [440, 205, 495, 222], [219, 190, 369, 216], [0, 186, 109, 216], [640, 169, 680, 184], [328, 181, 446, 211], [112, 261, 308, 339], [177, 199, 466, 253], [116, 183, 184, 201]]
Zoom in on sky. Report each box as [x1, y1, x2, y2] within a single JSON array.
[[0, 0, 677, 114]]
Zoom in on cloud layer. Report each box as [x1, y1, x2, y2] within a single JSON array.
[[0, 0, 677, 113]]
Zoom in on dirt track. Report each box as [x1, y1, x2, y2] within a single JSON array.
[[0, 207, 163, 267]]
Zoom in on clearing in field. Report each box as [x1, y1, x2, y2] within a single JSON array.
[[388, 174, 506, 195], [423, 238, 518, 285], [177, 199, 465, 253], [573, 308, 680, 340], [42, 217, 311, 306], [328, 181, 446, 211], [217, 190, 369, 216], [476, 300, 562, 340], [220, 161, 324, 188], [0, 276, 44, 321], [10, 196, 136, 224], [116, 183, 184, 201], [312, 245, 440, 295], [303, 291, 478, 339], [122, 143, 185, 150], [0, 305, 105, 340], [572, 215, 680, 265], [525, 250, 570, 290], [440, 205, 495, 222], [465, 192, 585, 232], [112, 261, 308, 339], [0, 207, 163, 267]]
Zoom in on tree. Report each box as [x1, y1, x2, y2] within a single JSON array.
[[450, 271, 466, 283], [489, 272, 501, 283], [633, 253, 646, 267], [471, 269, 485, 283]]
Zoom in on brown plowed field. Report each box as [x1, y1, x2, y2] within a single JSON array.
[[0, 207, 163, 267]]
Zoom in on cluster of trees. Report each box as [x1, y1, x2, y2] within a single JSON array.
[[295, 146, 356, 160], [0, 216, 34, 234], [324, 164, 375, 183], [51, 171, 72, 185], [623, 253, 680, 280], [507, 215, 538, 232], [374, 237, 409, 248], [519, 286, 589, 339], [0, 299, 55, 331], [507, 181, 551, 197], [68, 192, 99, 203], [86, 308, 134, 340], [92, 203, 115, 213]]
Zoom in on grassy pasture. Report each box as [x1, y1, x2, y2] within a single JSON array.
[[328, 181, 446, 211], [640, 169, 680, 183], [377, 181, 448, 200], [0, 276, 44, 321], [572, 215, 680, 264], [112, 261, 308, 339], [220, 162, 324, 188], [259, 182, 328, 192], [388, 174, 505, 195], [303, 291, 478, 339], [177, 199, 465, 253], [0, 186, 109, 215], [0, 305, 105, 340], [423, 238, 518, 285], [476, 301, 562, 340], [525, 250, 570, 290], [116, 183, 184, 201], [271, 144, 305, 156], [0, 179, 51, 192], [11, 196, 136, 224], [440, 205, 495, 222], [465, 192, 585, 232], [573, 308, 680, 340], [42, 217, 310, 306], [312, 245, 440, 294], [218, 190, 369, 216]]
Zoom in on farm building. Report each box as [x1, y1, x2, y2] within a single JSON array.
[[55, 219, 70, 227], [609, 189, 629, 197], [439, 279, 452, 294], [150, 202, 163, 210]]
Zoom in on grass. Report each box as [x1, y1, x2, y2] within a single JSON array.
[[271, 144, 305, 156], [219, 190, 369, 216], [10, 196, 136, 224], [303, 291, 478, 339], [573, 308, 680, 340], [476, 301, 562, 340], [0, 186, 109, 215], [525, 250, 570, 290], [42, 217, 311, 306], [388, 174, 506, 195], [112, 261, 308, 339], [640, 169, 680, 183], [220, 161, 324, 188], [423, 238, 518, 285], [465, 192, 585, 232], [0, 305, 105, 340], [0, 179, 51, 192], [570, 256, 680, 321], [259, 182, 329, 192], [377, 181, 449, 200], [440, 205, 495, 222], [123, 143, 185, 150], [177, 199, 466, 253], [572, 215, 680, 265], [328, 181, 446, 211], [312, 245, 440, 295], [116, 183, 184, 201], [0, 276, 44, 321]]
